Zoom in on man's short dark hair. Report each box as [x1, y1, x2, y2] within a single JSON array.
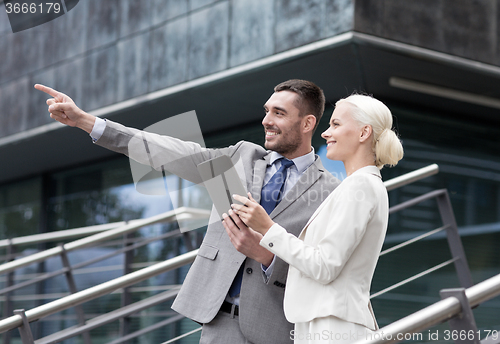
[[274, 79, 325, 132]]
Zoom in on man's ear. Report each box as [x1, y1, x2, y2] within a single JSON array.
[[360, 125, 373, 142], [303, 114, 316, 134]]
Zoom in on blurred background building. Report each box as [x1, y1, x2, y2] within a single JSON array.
[[0, 0, 499, 343]]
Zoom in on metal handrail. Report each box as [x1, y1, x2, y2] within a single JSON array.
[[34, 288, 182, 344], [0, 228, 183, 297], [0, 249, 199, 333], [355, 272, 500, 344], [0, 207, 209, 276], [0, 164, 437, 253], [0, 164, 437, 277], [370, 258, 458, 299], [379, 225, 450, 256], [0, 164, 440, 341], [370, 186, 473, 299], [0, 221, 135, 250], [388, 188, 446, 214], [384, 164, 438, 191], [162, 327, 203, 344]]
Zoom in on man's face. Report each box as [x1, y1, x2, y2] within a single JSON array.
[[262, 91, 304, 156]]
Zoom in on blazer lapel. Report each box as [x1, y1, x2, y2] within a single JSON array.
[[270, 155, 323, 219], [251, 153, 271, 203]]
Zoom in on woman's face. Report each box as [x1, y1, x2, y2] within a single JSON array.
[[321, 102, 362, 162]]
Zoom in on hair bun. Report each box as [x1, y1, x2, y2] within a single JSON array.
[[377, 128, 390, 142], [375, 128, 403, 169]]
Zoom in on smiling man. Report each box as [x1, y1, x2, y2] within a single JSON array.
[[35, 79, 339, 344]]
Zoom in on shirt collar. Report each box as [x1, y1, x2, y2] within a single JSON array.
[[269, 147, 316, 174]]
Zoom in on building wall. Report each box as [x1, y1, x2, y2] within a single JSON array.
[[0, 0, 353, 138], [354, 0, 500, 65]]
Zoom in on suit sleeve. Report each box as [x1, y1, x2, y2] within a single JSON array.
[[260, 175, 377, 284], [95, 119, 243, 184]]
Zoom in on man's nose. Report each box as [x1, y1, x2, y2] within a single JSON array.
[[262, 113, 271, 126]]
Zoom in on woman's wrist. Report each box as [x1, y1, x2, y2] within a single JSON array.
[[259, 220, 275, 236]]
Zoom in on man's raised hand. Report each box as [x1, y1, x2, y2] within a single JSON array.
[[34, 84, 96, 133]]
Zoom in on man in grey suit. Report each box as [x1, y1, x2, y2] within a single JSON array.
[[35, 80, 339, 344]]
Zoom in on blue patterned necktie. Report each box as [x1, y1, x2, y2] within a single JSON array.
[[228, 158, 294, 298], [260, 158, 295, 214]]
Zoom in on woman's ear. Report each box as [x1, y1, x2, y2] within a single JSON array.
[[360, 125, 373, 142]]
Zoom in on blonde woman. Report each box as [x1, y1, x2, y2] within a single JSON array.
[[222, 94, 404, 343]]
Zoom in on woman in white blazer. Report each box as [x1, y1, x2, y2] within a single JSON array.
[[223, 94, 404, 343]]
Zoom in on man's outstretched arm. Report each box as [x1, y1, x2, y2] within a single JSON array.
[[34, 84, 96, 133], [34, 84, 243, 184]]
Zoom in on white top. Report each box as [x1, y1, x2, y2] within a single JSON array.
[[260, 165, 388, 330]]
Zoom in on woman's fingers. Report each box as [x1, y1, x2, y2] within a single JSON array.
[[232, 194, 249, 205], [231, 203, 243, 212], [247, 192, 256, 202], [231, 202, 254, 216]]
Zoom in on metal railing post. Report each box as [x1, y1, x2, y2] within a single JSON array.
[[2, 239, 15, 344], [13, 309, 34, 344], [119, 233, 134, 343], [440, 288, 480, 344], [59, 244, 92, 344], [436, 191, 474, 288]]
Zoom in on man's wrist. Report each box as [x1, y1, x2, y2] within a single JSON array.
[[260, 251, 274, 267], [78, 111, 96, 133]]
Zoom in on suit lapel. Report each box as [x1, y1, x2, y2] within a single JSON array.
[[270, 156, 323, 219], [251, 153, 271, 203]]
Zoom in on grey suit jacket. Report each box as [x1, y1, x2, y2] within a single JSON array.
[[96, 120, 340, 344]]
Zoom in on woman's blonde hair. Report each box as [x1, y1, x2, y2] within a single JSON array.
[[336, 94, 404, 169]]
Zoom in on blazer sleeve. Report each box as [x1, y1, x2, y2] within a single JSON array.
[[260, 175, 377, 284], [96, 119, 244, 185]]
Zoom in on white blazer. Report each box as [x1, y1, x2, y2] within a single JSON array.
[[260, 165, 388, 330]]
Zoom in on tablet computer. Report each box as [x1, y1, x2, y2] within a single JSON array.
[[197, 155, 247, 219]]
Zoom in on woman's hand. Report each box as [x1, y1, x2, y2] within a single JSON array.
[[221, 209, 274, 266], [231, 193, 275, 235]]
